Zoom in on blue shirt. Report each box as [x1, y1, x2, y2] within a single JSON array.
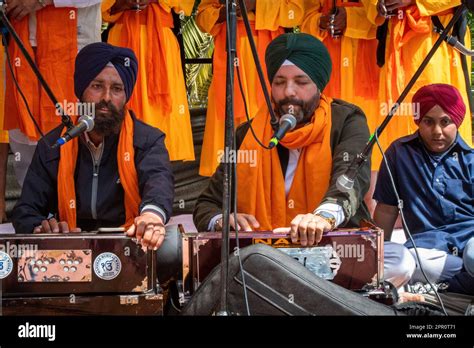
[[374, 132, 474, 253]]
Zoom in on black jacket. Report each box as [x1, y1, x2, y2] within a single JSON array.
[[193, 99, 372, 232], [13, 114, 174, 234]]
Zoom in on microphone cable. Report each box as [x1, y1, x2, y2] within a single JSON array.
[[235, 58, 271, 150], [224, 0, 250, 315]]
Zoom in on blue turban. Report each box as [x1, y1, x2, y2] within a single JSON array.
[[265, 33, 332, 92], [74, 42, 138, 102]]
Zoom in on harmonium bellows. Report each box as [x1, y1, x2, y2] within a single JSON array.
[[180, 227, 384, 295], [0, 233, 162, 315]]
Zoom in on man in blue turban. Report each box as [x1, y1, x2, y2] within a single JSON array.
[[13, 42, 176, 258]]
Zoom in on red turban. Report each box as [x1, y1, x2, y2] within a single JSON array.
[[412, 84, 466, 128]]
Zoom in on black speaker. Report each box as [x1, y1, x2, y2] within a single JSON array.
[[181, 244, 400, 316]]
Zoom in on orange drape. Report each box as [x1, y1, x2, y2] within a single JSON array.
[[4, 7, 77, 140], [58, 110, 140, 229], [386, 6, 431, 102], [118, 4, 172, 114]]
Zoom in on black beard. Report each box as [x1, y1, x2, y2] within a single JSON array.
[[273, 93, 320, 125], [92, 100, 125, 136]]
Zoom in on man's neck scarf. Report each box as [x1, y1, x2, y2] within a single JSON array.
[[57, 110, 140, 229], [236, 95, 333, 230]]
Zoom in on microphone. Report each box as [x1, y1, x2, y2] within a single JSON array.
[[52, 115, 94, 148], [336, 152, 369, 193], [268, 114, 297, 149]]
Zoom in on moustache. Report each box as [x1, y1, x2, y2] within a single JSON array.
[[93, 100, 125, 136], [95, 101, 118, 113], [275, 98, 304, 109]]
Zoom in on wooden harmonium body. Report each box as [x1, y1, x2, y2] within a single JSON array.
[[0, 233, 162, 315], [181, 228, 384, 293]]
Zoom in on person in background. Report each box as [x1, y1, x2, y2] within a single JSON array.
[[101, 0, 196, 162]]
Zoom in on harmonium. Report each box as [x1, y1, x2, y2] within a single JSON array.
[[180, 226, 384, 296], [0, 233, 162, 315]]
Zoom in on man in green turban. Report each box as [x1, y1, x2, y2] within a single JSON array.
[[194, 33, 409, 284]]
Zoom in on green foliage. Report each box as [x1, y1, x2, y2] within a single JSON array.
[[181, 15, 214, 108]]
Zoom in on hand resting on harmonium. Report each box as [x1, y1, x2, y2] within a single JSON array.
[[273, 213, 333, 247], [125, 211, 166, 251], [33, 218, 81, 234], [215, 213, 261, 232], [33, 212, 165, 251], [217, 212, 333, 247]]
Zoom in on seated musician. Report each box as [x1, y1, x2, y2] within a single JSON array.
[[12, 42, 178, 282], [194, 33, 372, 247], [374, 84, 474, 295]]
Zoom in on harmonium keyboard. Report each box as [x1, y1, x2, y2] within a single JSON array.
[[180, 227, 384, 295], [0, 233, 162, 315]]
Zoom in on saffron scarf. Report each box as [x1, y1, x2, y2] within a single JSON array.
[[237, 95, 333, 230], [57, 110, 140, 229]]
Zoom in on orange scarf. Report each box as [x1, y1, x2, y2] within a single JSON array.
[[58, 110, 140, 229], [118, 3, 172, 114], [236, 95, 333, 230], [386, 6, 430, 101], [4, 7, 77, 140]]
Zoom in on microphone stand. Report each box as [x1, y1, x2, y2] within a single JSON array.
[[0, 4, 74, 133], [217, 0, 283, 315], [337, 4, 466, 192], [217, 0, 238, 316]]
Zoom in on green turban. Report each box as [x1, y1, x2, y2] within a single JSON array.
[[265, 33, 332, 92]]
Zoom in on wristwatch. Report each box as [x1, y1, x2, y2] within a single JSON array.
[[314, 211, 337, 230], [37, 0, 47, 8]]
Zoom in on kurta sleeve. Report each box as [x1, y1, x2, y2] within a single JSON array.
[[135, 128, 175, 224], [195, 0, 224, 36], [193, 123, 250, 232], [101, 0, 124, 23], [415, 0, 461, 17], [321, 101, 371, 226], [160, 0, 195, 16], [12, 138, 59, 234], [301, 2, 328, 41], [53, 0, 102, 7], [344, 6, 377, 40], [360, 0, 385, 26]]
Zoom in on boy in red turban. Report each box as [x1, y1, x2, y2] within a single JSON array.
[[373, 84, 474, 295]]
